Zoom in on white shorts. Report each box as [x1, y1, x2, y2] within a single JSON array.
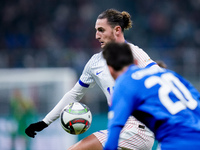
[[93, 116, 155, 150]]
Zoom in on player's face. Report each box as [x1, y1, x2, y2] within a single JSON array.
[[95, 18, 116, 48]]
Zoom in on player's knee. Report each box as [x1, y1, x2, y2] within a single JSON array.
[[67, 141, 85, 150], [67, 134, 102, 150]]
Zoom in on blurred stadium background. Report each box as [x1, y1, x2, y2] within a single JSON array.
[[0, 0, 199, 149]]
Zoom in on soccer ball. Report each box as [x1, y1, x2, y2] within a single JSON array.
[[60, 102, 92, 135]]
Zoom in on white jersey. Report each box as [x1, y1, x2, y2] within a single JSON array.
[[43, 42, 157, 149], [79, 43, 155, 106], [43, 42, 157, 125]]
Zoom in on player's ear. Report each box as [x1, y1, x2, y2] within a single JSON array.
[[114, 26, 121, 36]]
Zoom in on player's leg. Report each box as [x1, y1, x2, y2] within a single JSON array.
[[68, 134, 102, 150], [117, 116, 155, 150], [68, 116, 155, 150], [92, 117, 154, 150], [93, 128, 154, 150]]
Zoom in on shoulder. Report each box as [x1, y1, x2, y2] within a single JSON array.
[[87, 52, 103, 64], [127, 42, 145, 53], [116, 65, 140, 86], [114, 65, 142, 99], [127, 42, 150, 57], [84, 52, 104, 67], [127, 42, 140, 49], [132, 66, 166, 80], [82, 51, 107, 75], [127, 42, 156, 68]]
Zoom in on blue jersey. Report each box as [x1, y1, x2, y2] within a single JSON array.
[[104, 65, 200, 150]]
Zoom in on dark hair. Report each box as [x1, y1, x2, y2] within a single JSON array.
[[156, 60, 167, 68], [98, 9, 132, 31], [103, 42, 133, 71]]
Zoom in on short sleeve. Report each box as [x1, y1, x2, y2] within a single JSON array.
[[79, 56, 96, 88]]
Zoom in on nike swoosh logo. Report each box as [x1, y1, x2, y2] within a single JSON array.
[[96, 71, 103, 75]]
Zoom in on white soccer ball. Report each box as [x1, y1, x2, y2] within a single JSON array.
[[60, 102, 92, 135]]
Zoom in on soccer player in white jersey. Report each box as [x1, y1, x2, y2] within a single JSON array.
[[25, 9, 158, 150]]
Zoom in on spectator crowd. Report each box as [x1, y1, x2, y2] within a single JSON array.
[[0, 0, 199, 77]]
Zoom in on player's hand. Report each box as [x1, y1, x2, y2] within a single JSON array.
[[25, 121, 48, 138]]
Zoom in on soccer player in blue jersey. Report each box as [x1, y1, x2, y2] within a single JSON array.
[[102, 42, 200, 150]]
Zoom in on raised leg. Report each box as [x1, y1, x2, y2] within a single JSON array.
[[68, 134, 102, 150]]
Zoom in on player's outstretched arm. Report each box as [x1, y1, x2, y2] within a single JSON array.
[[25, 82, 88, 138], [25, 121, 48, 138]]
